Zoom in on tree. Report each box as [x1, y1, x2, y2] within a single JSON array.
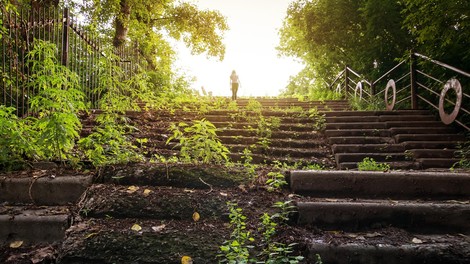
[[79, 0, 228, 69]]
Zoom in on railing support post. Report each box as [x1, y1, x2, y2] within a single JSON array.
[[344, 65, 349, 97], [410, 52, 418, 109], [61, 8, 70, 67]]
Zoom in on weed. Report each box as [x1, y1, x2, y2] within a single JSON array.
[[357, 157, 390, 172], [452, 140, 470, 169], [303, 163, 325, 170], [167, 119, 230, 164], [266, 171, 288, 192]]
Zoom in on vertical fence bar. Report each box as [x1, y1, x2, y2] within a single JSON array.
[[410, 52, 418, 109], [61, 8, 69, 67], [344, 65, 349, 97]]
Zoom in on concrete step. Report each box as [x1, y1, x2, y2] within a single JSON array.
[[403, 141, 462, 149], [379, 115, 437, 122], [339, 161, 420, 170], [329, 137, 393, 144], [324, 110, 431, 117], [389, 126, 456, 135], [385, 121, 448, 128], [332, 144, 405, 154], [0, 207, 70, 243], [326, 122, 387, 130], [419, 158, 461, 169], [395, 134, 466, 143], [0, 174, 93, 205], [289, 170, 470, 199], [305, 231, 470, 264], [335, 153, 408, 163], [325, 129, 390, 137], [296, 200, 470, 234], [409, 149, 457, 159]]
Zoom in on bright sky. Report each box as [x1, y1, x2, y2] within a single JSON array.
[[173, 0, 303, 97]]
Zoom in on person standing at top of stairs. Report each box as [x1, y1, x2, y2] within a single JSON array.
[[230, 70, 240, 100]]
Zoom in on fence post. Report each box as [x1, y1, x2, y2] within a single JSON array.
[[344, 65, 349, 97], [61, 8, 70, 67], [410, 52, 418, 109], [370, 80, 375, 96]]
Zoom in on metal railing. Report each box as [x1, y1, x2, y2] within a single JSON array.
[[0, 5, 140, 116], [329, 52, 470, 132]]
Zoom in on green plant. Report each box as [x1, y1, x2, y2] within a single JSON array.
[[357, 157, 390, 172], [245, 99, 263, 113], [266, 171, 288, 192], [271, 201, 296, 223], [167, 119, 230, 164], [78, 113, 143, 166], [303, 163, 325, 170], [0, 106, 38, 169], [452, 140, 470, 169], [27, 40, 87, 163], [219, 202, 254, 264]]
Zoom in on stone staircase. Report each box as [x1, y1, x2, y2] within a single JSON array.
[[289, 170, 470, 263], [2, 98, 470, 263], [325, 110, 466, 170]]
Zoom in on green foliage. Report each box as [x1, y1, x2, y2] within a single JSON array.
[[349, 94, 385, 111], [78, 113, 143, 166], [27, 40, 86, 162], [0, 106, 37, 169], [357, 157, 390, 172], [452, 140, 470, 169], [219, 202, 304, 264], [271, 201, 296, 223], [219, 202, 254, 264], [266, 171, 288, 192], [245, 99, 263, 113], [167, 119, 230, 164]]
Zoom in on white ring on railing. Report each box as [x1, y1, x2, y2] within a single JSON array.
[[439, 78, 463, 125], [385, 79, 396, 111], [355, 81, 363, 99]]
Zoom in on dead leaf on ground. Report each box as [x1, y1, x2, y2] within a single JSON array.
[[143, 189, 152, 197], [192, 212, 200, 222], [126, 186, 139, 194], [412, 237, 423, 244], [365, 232, 382, 238], [9, 240, 23, 248], [152, 224, 166, 232], [131, 223, 142, 232]]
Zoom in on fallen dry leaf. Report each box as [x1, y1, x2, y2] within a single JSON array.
[[152, 224, 166, 232], [9, 240, 23, 248], [181, 255, 193, 264], [412, 237, 423, 244], [131, 223, 142, 232], [126, 186, 139, 194], [192, 212, 200, 222], [143, 189, 152, 197]]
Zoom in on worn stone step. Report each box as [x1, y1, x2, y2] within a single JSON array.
[[296, 200, 470, 234], [409, 149, 457, 159], [326, 116, 380, 123], [332, 144, 405, 154], [389, 126, 456, 135], [213, 122, 317, 132], [324, 110, 431, 117], [329, 136, 393, 145], [0, 207, 70, 243], [385, 121, 448, 128], [325, 129, 390, 137], [305, 231, 470, 264], [395, 133, 466, 142], [335, 153, 408, 163], [0, 174, 93, 205], [403, 141, 462, 149], [379, 115, 437, 122], [338, 161, 421, 170], [289, 170, 470, 199], [326, 122, 388, 130], [418, 158, 461, 169]]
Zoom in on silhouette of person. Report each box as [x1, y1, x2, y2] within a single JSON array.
[[230, 70, 240, 100]]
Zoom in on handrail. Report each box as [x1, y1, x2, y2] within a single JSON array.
[[414, 52, 470, 78], [373, 60, 406, 85], [328, 52, 470, 132]]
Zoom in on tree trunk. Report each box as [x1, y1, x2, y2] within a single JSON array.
[[113, 0, 131, 48]]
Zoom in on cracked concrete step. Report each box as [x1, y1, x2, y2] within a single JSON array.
[[0, 174, 93, 205], [289, 170, 470, 199], [329, 136, 393, 144], [305, 232, 470, 264], [335, 153, 408, 163], [324, 110, 432, 117], [325, 129, 391, 137], [296, 200, 470, 234], [331, 144, 405, 154], [339, 161, 420, 170], [394, 133, 466, 142], [0, 207, 70, 243]]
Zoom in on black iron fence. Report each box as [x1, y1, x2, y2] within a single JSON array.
[[0, 5, 140, 116], [330, 52, 470, 132]]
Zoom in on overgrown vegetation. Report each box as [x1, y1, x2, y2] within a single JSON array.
[[357, 157, 390, 172], [167, 119, 230, 164], [219, 202, 305, 264]]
